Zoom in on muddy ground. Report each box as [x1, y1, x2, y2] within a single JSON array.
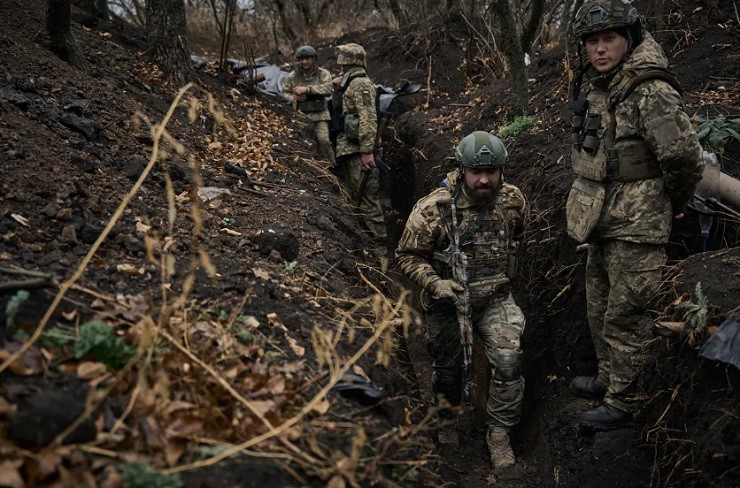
[[0, 0, 738, 487]]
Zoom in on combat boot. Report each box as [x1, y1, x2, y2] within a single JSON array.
[[570, 375, 607, 399], [580, 403, 632, 430], [486, 430, 515, 470]]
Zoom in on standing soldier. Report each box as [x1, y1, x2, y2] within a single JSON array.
[[283, 45, 335, 168], [332, 43, 387, 245], [396, 131, 527, 470], [566, 0, 703, 429]]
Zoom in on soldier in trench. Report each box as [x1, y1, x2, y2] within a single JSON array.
[[282, 45, 336, 169], [396, 131, 527, 469], [331, 43, 387, 247], [566, 0, 703, 429]]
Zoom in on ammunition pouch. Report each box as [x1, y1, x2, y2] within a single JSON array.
[[343, 112, 360, 143], [566, 177, 605, 243], [296, 97, 326, 113], [606, 141, 662, 181]]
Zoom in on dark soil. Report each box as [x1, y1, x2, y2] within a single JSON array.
[[0, 0, 738, 487]]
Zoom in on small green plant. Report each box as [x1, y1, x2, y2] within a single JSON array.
[[74, 321, 137, 370], [233, 326, 254, 344], [5, 290, 30, 328], [693, 115, 740, 151], [285, 260, 298, 273], [221, 216, 235, 228], [498, 115, 538, 140], [39, 326, 76, 347], [121, 462, 182, 488], [678, 282, 709, 334]]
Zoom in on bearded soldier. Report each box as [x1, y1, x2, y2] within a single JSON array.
[[566, 0, 703, 429], [396, 132, 527, 469], [331, 43, 387, 245], [283, 45, 335, 168]]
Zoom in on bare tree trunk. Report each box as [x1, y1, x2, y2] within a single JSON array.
[[273, 0, 299, 46], [219, 0, 237, 72], [47, 0, 88, 71], [388, 0, 405, 28], [520, 0, 545, 53], [490, 0, 529, 116], [146, 0, 191, 86]]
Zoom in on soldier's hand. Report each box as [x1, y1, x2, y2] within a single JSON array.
[[361, 153, 376, 169], [429, 279, 464, 302], [294, 86, 308, 101], [332, 76, 342, 87]]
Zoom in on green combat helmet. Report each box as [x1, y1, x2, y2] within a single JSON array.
[[295, 45, 317, 59], [572, 0, 641, 40], [455, 131, 508, 169], [336, 43, 366, 68]]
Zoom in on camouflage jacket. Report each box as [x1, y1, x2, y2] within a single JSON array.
[[396, 171, 527, 306], [333, 67, 377, 158], [573, 33, 703, 244], [282, 66, 333, 122]]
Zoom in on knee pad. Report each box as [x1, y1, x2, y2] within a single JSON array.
[[493, 349, 521, 381]]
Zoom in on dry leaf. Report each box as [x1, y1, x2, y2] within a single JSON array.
[[61, 309, 78, 321], [0, 343, 45, 376], [253, 268, 270, 280], [116, 263, 142, 276], [77, 361, 108, 380], [312, 398, 330, 415], [326, 475, 346, 488], [287, 336, 305, 357], [0, 460, 23, 488], [135, 221, 152, 234], [250, 399, 275, 417], [222, 228, 242, 236]]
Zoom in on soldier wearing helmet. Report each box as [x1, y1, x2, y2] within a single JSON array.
[[331, 43, 386, 244], [396, 131, 528, 470], [283, 45, 335, 168], [566, 0, 703, 429]]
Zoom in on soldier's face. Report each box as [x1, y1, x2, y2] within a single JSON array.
[[584, 30, 628, 73], [298, 56, 316, 70], [463, 167, 501, 205]]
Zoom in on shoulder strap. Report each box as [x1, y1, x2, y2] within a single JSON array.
[[605, 68, 683, 150], [338, 73, 367, 94], [610, 68, 682, 108]]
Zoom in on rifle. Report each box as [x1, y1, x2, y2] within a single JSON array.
[[434, 199, 474, 404]]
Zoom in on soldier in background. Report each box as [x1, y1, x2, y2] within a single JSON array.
[[283, 45, 335, 168], [396, 132, 527, 470], [566, 0, 703, 429], [332, 43, 387, 245]]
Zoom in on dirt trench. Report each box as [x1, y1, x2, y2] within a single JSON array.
[[380, 139, 656, 487]]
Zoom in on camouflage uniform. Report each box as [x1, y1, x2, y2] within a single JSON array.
[[283, 65, 335, 167], [333, 44, 386, 242], [566, 33, 703, 413], [397, 170, 527, 430]]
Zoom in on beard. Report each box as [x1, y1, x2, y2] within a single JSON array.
[[465, 182, 498, 207]]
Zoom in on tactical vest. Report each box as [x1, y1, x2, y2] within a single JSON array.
[[571, 68, 682, 182], [297, 94, 327, 113], [434, 191, 513, 306]]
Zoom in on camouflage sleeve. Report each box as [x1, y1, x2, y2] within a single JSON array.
[[501, 184, 528, 243], [353, 78, 378, 154], [282, 72, 295, 95], [638, 80, 703, 209], [395, 198, 443, 292], [307, 68, 334, 97]]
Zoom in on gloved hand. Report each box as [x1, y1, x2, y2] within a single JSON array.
[[429, 279, 464, 302]]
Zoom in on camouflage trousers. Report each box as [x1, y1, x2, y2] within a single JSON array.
[[342, 154, 387, 241], [423, 292, 525, 430], [586, 240, 666, 413], [312, 120, 335, 168]]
